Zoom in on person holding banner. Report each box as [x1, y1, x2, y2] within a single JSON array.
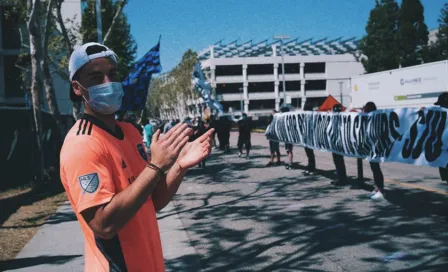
[[266, 110, 281, 167], [363, 102, 386, 200], [303, 105, 316, 176], [330, 104, 348, 186], [281, 106, 294, 169], [433, 93, 448, 183]]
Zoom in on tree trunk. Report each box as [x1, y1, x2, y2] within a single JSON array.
[[56, 0, 81, 120], [27, 0, 44, 186], [42, 0, 65, 138], [102, 0, 128, 45]]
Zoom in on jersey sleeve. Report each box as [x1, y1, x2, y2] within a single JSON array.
[[61, 137, 115, 213]]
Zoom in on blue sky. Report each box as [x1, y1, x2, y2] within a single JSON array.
[[124, 0, 444, 72]]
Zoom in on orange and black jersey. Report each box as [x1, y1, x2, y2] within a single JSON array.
[[60, 114, 165, 272]]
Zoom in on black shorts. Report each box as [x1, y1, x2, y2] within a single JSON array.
[[238, 136, 251, 149], [285, 143, 293, 153], [269, 141, 280, 152]]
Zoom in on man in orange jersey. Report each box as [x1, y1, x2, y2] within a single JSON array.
[[60, 42, 213, 272]]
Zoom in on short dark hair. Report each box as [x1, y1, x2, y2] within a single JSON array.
[[333, 104, 343, 112], [363, 102, 377, 113]]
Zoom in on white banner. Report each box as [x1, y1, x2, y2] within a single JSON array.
[[265, 107, 448, 168]]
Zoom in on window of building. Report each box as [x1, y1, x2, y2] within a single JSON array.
[[248, 82, 274, 93], [279, 81, 301, 92], [249, 99, 275, 110], [2, 7, 21, 50], [247, 64, 273, 75], [220, 101, 242, 112], [278, 63, 300, 74], [291, 98, 302, 108], [304, 62, 326, 73], [4, 55, 25, 98], [216, 83, 243, 94], [305, 80, 326, 91], [215, 65, 242, 76]]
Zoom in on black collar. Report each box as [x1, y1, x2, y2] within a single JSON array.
[[81, 114, 124, 140]]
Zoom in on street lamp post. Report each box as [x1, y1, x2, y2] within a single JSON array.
[[338, 81, 344, 106], [274, 35, 290, 107]]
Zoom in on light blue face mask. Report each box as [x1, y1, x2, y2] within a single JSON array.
[[79, 82, 124, 115]]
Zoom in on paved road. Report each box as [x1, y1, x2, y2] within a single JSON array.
[[3, 132, 448, 271], [166, 132, 448, 271]]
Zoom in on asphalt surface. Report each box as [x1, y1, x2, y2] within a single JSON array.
[[166, 132, 448, 272], [4, 132, 448, 272]]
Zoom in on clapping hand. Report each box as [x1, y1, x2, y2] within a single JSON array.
[[177, 129, 214, 169], [150, 123, 193, 172]]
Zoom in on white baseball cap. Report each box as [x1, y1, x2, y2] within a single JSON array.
[[69, 42, 118, 81], [68, 42, 118, 102]]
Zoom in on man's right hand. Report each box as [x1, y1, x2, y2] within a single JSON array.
[[150, 123, 192, 172]]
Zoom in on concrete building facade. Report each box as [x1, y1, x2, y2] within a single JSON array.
[[198, 38, 365, 115]]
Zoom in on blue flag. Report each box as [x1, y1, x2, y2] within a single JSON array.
[[120, 38, 162, 112]]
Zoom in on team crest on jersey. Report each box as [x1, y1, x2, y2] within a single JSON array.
[[137, 143, 148, 161], [78, 173, 99, 194]]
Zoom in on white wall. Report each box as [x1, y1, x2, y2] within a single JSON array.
[[326, 61, 364, 79], [327, 79, 351, 107]]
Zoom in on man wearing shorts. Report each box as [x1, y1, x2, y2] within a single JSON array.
[[60, 42, 213, 271]]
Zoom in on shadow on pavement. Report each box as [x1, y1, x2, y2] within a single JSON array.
[[170, 147, 448, 271], [164, 254, 202, 272], [0, 254, 82, 271]]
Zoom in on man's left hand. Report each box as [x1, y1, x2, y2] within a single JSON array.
[[177, 129, 214, 169]]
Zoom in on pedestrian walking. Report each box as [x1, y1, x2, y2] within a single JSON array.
[[60, 42, 214, 272]]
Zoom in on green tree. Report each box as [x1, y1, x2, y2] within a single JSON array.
[[436, 3, 448, 59], [81, 0, 136, 80], [396, 0, 429, 67], [146, 50, 199, 119], [428, 3, 448, 61], [358, 0, 400, 73]]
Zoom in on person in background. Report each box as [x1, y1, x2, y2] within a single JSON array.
[[266, 110, 281, 167], [237, 113, 252, 158], [163, 119, 174, 133], [143, 119, 155, 155], [219, 115, 232, 152], [280, 106, 294, 170], [192, 117, 208, 167], [330, 103, 348, 186], [363, 102, 385, 200], [433, 93, 448, 183], [303, 104, 316, 176], [209, 114, 218, 149], [123, 111, 143, 136]]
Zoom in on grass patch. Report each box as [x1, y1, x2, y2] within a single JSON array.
[[0, 187, 67, 262]]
